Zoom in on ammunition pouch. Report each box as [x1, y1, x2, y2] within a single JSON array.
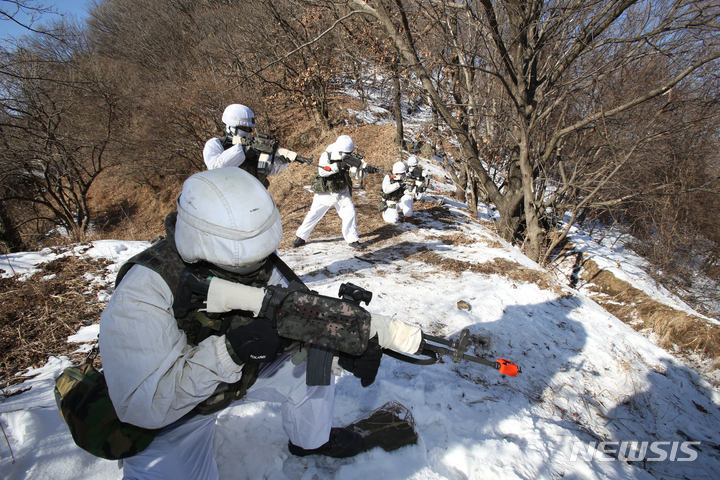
[[381, 187, 403, 203], [310, 172, 350, 194], [310, 173, 329, 194]]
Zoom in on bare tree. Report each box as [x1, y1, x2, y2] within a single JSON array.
[[343, 0, 720, 262], [0, 24, 124, 242], [1, 0, 55, 37]]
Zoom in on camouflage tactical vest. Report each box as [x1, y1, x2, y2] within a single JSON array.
[[310, 169, 352, 195], [114, 212, 268, 413], [381, 179, 405, 202]]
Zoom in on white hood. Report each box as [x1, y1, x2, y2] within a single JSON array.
[[175, 168, 282, 268]]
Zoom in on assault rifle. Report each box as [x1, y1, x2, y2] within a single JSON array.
[[246, 133, 313, 169], [298, 152, 383, 175], [176, 272, 521, 386], [339, 153, 383, 174]]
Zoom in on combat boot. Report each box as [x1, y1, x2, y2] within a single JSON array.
[[288, 428, 364, 458]]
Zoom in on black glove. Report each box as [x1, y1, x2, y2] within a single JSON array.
[[258, 280, 309, 320], [225, 318, 283, 365], [338, 338, 383, 387]]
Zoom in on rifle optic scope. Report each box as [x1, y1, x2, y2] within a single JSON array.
[[339, 282, 373, 306]]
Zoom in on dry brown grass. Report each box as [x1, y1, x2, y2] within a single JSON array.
[[581, 259, 720, 368], [406, 249, 567, 296], [1, 254, 110, 387], [89, 179, 181, 242]]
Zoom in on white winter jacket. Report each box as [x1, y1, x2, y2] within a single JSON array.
[[99, 262, 287, 430], [317, 150, 340, 177], [382, 174, 402, 195], [203, 138, 288, 177]]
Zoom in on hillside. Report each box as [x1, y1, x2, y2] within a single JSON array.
[[2, 147, 720, 478], [2, 94, 720, 478]]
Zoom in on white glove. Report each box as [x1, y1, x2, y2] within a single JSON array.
[[276, 148, 298, 162], [370, 313, 422, 355], [205, 277, 266, 315], [349, 167, 367, 181]]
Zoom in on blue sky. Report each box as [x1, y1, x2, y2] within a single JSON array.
[[1, 0, 91, 43]]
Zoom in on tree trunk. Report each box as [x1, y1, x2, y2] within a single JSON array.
[[391, 60, 404, 147], [518, 129, 543, 261], [466, 164, 477, 215], [0, 204, 23, 252]]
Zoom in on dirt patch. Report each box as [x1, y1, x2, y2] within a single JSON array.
[[407, 250, 566, 296], [428, 232, 502, 247], [581, 259, 720, 368], [436, 233, 474, 246], [0, 254, 110, 387]]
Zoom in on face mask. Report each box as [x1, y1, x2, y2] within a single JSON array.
[[234, 127, 252, 139], [226, 125, 252, 139]]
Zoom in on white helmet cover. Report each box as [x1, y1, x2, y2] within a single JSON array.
[[407, 156, 418, 167], [222, 104, 256, 128], [392, 161, 407, 175], [333, 135, 354, 154], [175, 168, 282, 268]]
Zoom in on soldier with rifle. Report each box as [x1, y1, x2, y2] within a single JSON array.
[[380, 161, 415, 223], [204, 104, 307, 188], [98, 168, 428, 478], [97, 168, 520, 478], [291, 135, 381, 250], [404, 156, 431, 200]]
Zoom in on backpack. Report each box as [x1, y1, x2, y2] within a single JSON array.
[[54, 348, 159, 460]]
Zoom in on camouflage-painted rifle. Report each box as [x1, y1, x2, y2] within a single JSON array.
[[175, 270, 373, 386], [260, 281, 373, 386], [247, 132, 314, 168], [280, 282, 522, 378], [178, 272, 519, 385]]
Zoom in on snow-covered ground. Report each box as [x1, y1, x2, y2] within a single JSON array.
[[2, 182, 720, 479], [2, 90, 719, 478]]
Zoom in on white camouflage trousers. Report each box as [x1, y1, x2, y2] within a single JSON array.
[[295, 188, 359, 244], [382, 194, 414, 223], [121, 355, 335, 480]]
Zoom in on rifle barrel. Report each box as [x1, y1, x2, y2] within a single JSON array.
[[421, 329, 520, 374]]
